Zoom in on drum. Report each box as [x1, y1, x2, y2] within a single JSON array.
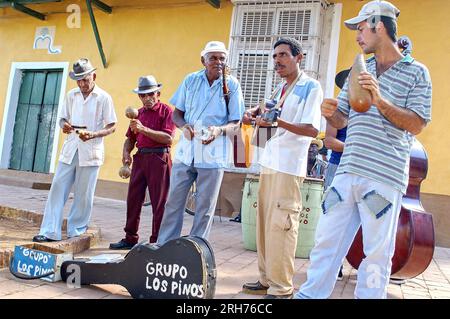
[[241, 174, 324, 258]]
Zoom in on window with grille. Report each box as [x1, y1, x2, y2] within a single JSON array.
[[229, 0, 330, 108]]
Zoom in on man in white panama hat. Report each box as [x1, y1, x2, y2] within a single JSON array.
[[33, 58, 117, 242], [156, 41, 245, 245]]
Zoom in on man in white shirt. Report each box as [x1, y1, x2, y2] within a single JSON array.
[[242, 38, 323, 299], [33, 58, 117, 242]]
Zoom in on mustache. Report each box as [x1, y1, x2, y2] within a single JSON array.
[[274, 64, 285, 70]]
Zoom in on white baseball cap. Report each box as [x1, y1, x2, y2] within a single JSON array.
[[344, 0, 400, 30], [200, 41, 228, 57]]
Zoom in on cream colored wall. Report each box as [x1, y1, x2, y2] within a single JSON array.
[[335, 0, 450, 196], [0, 0, 234, 183]]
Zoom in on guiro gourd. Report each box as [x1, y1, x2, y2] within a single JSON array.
[[348, 54, 372, 113]]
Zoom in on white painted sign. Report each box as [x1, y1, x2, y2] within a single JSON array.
[[33, 26, 62, 54]]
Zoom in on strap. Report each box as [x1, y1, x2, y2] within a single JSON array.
[[273, 72, 302, 110], [252, 72, 303, 145]]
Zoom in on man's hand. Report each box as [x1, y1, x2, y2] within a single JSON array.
[[321, 98, 339, 118], [202, 126, 222, 145], [130, 119, 145, 135], [122, 152, 132, 166], [62, 122, 73, 134], [254, 115, 273, 127], [78, 130, 96, 142], [242, 111, 256, 125], [358, 72, 382, 107], [182, 124, 194, 141]]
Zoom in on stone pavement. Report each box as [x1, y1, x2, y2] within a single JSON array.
[[0, 184, 449, 299]]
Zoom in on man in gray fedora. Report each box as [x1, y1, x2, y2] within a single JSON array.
[[110, 75, 175, 249], [33, 58, 117, 242]]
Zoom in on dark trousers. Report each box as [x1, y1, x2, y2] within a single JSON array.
[[124, 152, 171, 244]]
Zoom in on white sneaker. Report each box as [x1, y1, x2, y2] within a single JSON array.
[[389, 278, 407, 285]]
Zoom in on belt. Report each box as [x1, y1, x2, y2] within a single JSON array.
[[138, 147, 169, 154]]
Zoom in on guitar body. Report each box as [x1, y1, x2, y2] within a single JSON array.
[[346, 140, 435, 279], [233, 123, 255, 168], [61, 236, 216, 299]]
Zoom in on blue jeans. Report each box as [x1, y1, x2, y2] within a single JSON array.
[[39, 152, 100, 240], [157, 162, 224, 245]]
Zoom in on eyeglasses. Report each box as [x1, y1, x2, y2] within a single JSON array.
[[138, 92, 158, 97], [207, 55, 226, 63]]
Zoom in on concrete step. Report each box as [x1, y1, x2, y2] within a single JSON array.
[[0, 169, 53, 189], [0, 169, 127, 201]]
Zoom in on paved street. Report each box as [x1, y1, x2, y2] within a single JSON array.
[[1, 184, 449, 299]]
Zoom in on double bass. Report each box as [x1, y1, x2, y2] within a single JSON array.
[[346, 139, 435, 279]]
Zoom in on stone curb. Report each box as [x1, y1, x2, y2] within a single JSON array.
[[0, 206, 101, 269]]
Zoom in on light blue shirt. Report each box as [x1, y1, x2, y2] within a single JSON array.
[[170, 70, 245, 168]]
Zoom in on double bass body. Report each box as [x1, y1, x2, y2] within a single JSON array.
[[346, 139, 435, 279]]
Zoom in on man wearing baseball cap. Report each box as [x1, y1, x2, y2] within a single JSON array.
[[156, 41, 245, 245], [33, 58, 117, 242], [295, 0, 432, 299]]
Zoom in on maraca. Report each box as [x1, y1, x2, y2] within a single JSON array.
[[118, 164, 131, 179], [125, 107, 138, 119], [348, 53, 372, 113]]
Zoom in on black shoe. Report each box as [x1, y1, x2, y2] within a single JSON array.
[[337, 266, 344, 281], [264, 293, 293, 299], [242, 281, 269, 295], [229, 215, 241, 223], [109, 239, 135, 250], [32, 235, 57, 243]]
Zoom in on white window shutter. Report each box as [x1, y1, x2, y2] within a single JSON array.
[[229, 1, 328, 108]]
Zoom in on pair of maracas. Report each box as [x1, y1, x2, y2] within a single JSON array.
[[118, 107, 139, 179]]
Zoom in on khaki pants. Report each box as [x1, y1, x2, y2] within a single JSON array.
[[257, 166, 303, 295]]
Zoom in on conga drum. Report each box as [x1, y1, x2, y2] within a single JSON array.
[[240, 175, 324, 258]]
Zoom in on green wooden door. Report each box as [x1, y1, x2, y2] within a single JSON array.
[[9, 70, 63, 173]]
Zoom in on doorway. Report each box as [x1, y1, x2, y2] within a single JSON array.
[[0, 62, 69, 174], [9, 70, 63, 173]]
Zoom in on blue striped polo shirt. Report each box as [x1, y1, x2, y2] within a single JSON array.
[[335, 55, 432, 193]]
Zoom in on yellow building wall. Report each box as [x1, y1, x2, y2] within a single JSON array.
[[0, 0, 234, 183], [335, 0, 450, 196], [1, 0, 449, 197]]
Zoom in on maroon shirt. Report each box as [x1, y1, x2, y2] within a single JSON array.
[[126, 102, 175, 149]]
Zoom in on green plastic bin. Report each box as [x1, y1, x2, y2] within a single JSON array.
[[241, 175, 323, 258]]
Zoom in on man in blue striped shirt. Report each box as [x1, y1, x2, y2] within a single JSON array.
[[295, 0, 432, 299]]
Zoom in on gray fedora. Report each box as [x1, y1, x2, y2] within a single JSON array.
[[69, 58, 97, 80], [133, 75, 162, 94]]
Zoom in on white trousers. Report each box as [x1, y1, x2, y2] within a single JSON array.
[[39, 152, 100, 240], [295, 173, 402, 299]]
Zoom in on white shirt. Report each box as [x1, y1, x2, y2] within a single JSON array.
[[58, 85, 117, 166], [259, 73, 323, 177]]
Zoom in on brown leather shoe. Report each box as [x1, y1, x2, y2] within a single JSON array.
[[242, 281, 269, 295]]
